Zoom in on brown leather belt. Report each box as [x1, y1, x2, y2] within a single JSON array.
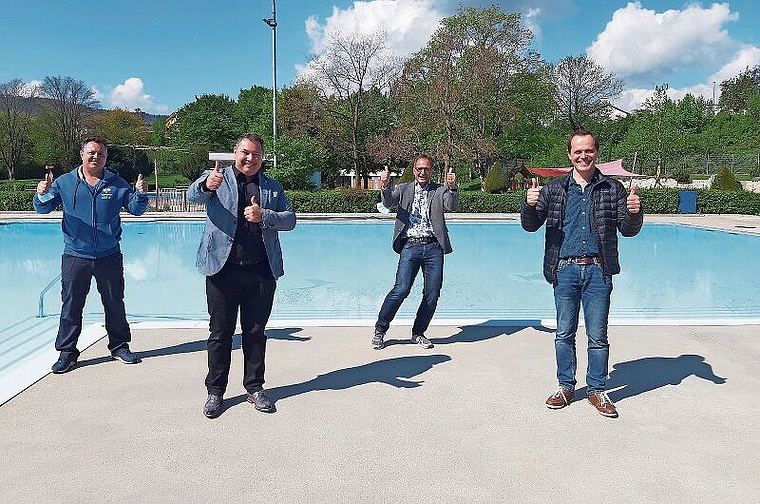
[[565, 256, 601, 265]]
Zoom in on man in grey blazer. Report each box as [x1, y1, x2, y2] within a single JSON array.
[[373, 154, 458, 350], [188, 133, 296, 418]]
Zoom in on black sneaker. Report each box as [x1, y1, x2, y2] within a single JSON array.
[[411, 334, 433, 349], [111, 346, 142, 364], [247, 390, 275, 413], [51, 355, 77, 374], [372, 332, 385, 350], [203, 394, 224, 419]]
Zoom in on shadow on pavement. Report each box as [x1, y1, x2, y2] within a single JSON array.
[[225, 354, 452, 409], [573, 353, 727, 402]]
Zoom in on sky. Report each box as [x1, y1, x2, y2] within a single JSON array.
[[2, 0, 760, 115]]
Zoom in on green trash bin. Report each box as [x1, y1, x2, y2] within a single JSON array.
[[678, 190, 697, 213]]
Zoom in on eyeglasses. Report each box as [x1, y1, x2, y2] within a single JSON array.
[[414, 166, 431, 172]]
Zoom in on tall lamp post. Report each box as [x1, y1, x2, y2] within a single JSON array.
[[263, 1, 278, 169]]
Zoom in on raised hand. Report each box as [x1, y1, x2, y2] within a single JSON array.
[[627, 184, 641, 214], [446, 167, 457, 189], [379, 166, 390, 188], [205, 161, 224, 191], [245, 195, 264, 223], [37, 171, 53, 195], [135, 173, 147, 193], [526, 177, 541, 207]]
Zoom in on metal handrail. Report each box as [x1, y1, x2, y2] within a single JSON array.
[[38, 273, 62, 318]]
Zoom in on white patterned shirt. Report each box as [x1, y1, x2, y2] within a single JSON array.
[[405, 183, 435, 238]]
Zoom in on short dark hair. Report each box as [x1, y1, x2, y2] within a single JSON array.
[[567, 129, 599, 153], [414, 154, 434, 167], [80, 137, 108, 155], [235, 133, 264, 151]]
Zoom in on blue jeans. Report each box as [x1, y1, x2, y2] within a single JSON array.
[[375, 241, 444, 336], [56, 253, 131, 359], [553, 260, 613, 394]]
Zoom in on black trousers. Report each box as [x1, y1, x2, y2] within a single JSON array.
[[56, 253, 131, 359], [205, 262, 276, 396]]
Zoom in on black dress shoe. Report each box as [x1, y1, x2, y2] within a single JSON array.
[[203, 394, 223, 418], [247, 390, 275, 413]]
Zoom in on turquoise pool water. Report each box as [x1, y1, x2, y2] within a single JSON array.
[[2, 221, 760, 328]]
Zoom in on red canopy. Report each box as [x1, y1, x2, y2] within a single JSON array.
[[528, 159, 643, 178]]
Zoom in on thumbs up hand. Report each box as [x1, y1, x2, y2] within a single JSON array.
[[446, 167, 457, 189], [135, 173, 147, 193], [244, 195, 264, 223], [526, 178, 541, 207], [379, 166, 390, 188], [37, 171, 53, 195], [206, 161, 224, 191], [627, 184, 641, 213]]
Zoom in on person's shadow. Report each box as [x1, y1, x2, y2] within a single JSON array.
[[225, 354, 451, 409], [77, 327, 311, 366], [577, 354, 726, 402], [381, 322, 552, 348]]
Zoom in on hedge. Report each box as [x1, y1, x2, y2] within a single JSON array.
[[2, 186, 760, 215]]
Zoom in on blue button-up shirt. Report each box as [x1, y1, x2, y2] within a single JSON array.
[[559, 178, 599, 258]]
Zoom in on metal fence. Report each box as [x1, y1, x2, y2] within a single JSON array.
[[148, 187, 206, 212], [615, 153, 760, 176]]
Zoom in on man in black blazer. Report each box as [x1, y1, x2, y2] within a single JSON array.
[[373, 155, 459, 350]]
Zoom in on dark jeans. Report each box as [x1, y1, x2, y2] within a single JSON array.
[[375, 241, 444, 336], [205, 262, 276, 396], [56, 253, 131, 359], [553, 260, 613, 394]]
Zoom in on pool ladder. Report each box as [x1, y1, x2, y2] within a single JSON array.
[[38, 273, 62, 318]]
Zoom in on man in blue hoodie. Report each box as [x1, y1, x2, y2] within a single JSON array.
[[34, 138, 148, 374]]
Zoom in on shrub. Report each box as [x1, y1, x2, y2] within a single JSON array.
[[636, 188, 679, 214], [483, 162, 508, 193], [712, 166, 742, 191], [399, 161, 415, 183], [669, 166, 692, 184]]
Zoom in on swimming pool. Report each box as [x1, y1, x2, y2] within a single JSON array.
[[2, 220, 760, 327]]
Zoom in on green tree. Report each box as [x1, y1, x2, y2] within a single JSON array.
[[398, 5, 541, 187], [712, 166, 742, 190], [0, 79, 39, 179], [236, 86, 274, 143], [168, 94, 240, 151], [552, 54, 623, 130], [89, 109, 150, 146], [40, 76, 99, 166], [483, 162, 507, 193], [298, 31, 400, 187], [719, 65, 760, 114], [266, 135, 328, 190]]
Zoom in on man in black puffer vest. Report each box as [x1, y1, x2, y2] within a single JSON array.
[[521, 129, 642, 418]]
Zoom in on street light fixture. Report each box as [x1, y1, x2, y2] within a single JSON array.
[[263, 0, 278, 169]]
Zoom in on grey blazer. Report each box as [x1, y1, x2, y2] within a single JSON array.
[[187, 166, 296, 278], [381, 181, 459, 254]]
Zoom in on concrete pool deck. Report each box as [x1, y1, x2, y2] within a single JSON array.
[[1, 322, 758, 502], [1, 212, 759, 502]]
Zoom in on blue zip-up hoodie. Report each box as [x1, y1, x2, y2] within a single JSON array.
[[33, 167, 148, 259]]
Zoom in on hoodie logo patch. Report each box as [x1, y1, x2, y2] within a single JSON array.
[[101, 187, 113, 200]]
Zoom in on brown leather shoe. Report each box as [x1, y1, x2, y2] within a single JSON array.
[[588, 392, 618, 418], [546, 388, 574, 409]]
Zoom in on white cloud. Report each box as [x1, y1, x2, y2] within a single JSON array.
[[20, 80, 42, 97], [301, 0, 443, 74], [523, 8, 542, 40], [588, 2, 739, 84], [107, 77, 169, 114], [613, 45, 760, 112]]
